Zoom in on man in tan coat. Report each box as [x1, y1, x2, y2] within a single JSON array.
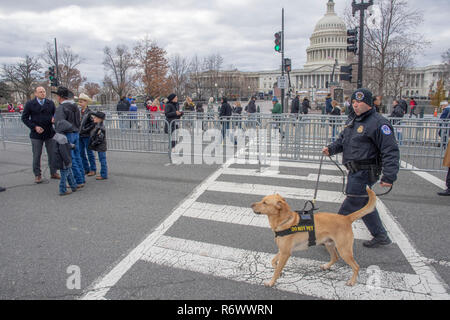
[[438, 144, 450, 196]]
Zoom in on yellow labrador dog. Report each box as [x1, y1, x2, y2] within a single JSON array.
[[251, 187, 376, 287]]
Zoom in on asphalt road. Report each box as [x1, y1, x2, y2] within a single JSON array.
[[0, 141, 449, 300]]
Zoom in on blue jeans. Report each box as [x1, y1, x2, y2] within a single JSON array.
[[338, 170, 388, 239], [66, 132, 85, 185], [79, 137, 97, 173], [98, 152, 108, 179], [59, 168, 77, 194]]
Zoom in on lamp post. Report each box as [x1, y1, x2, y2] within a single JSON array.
[[215, 83, 218, 102]]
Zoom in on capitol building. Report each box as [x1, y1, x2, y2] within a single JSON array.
[[255, 0, 445, 101], [191, 0, 445, 103]]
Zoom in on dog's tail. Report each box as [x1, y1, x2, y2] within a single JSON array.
[[347, 186, 377, 223]]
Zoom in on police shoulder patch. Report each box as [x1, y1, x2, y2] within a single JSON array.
[[381, 124, 392, 135]]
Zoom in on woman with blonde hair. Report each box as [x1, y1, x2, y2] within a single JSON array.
[[184, 96, 195, 112]]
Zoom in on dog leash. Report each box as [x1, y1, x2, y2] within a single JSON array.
[[326, 155, 393, 198]]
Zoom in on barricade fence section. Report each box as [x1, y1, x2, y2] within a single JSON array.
[[1, 113, 448, 172]]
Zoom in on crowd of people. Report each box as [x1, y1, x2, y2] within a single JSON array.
[[17, 86, 108, 196]]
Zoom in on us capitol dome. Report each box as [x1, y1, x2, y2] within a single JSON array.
[[304, 0, 348, 68]]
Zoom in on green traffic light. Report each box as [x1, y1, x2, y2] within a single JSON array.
[[275, 45, 281, 52]]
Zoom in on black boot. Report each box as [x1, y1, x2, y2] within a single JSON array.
[[437, 189, 450, 196], [363, 235, 392, 248], [0, 186, 6, 192]]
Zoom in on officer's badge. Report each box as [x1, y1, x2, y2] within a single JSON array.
[[357, 125, 364, 133], [381, 125, 392, 135], [355, 92, 365, 101]]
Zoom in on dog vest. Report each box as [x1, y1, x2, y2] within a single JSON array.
[[274, 210, 316, 247]]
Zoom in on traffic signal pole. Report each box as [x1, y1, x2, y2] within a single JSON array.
[[351, 0, 373, 89], [54, 38, 59, 87]]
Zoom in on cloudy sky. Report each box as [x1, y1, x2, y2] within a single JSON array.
[[0, 0, 448, 83]]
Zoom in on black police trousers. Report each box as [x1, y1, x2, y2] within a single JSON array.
[[338, 170, 388, 238]]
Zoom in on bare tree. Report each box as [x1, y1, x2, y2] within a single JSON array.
[[2, 55, 42, 101], [103, 45, 136, 98], [344, 0, 429, 97], [169, 54, 189, 98], [83, 82, 101, 98], [203, 53, 224, 98], [187, 54, 206, 100]]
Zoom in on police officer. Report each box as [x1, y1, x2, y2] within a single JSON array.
[[322, 88, 400, 248]]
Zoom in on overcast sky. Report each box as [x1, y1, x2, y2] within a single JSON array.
[[0, 0, 448, 83]]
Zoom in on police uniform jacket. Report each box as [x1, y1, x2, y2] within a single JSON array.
[[327, 108, 400, 184]]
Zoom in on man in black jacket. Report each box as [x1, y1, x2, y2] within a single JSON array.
[[22, 86, 59, 183], [53, 86, 85, 188], [219, 97, 233, 140], [302, 97, 311, 115], [323, 88, 400, 248], [291, 95, 300, 114], [165, 94, 183, 148]]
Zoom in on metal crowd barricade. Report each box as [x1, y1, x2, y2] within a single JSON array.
[[0, 114, 29, 146], [262, 116, 346, 166], [168, 117, 261, 164], [103, 115, 170, 154]]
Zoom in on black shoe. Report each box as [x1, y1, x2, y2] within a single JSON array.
[[437, 189, 450, 196], [363, 236, 392, 248], [0, 186, 6, 192]]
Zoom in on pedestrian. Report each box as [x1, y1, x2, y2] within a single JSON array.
[[17, 103, 24, 113], [21, 86, 59, 183], [183, 97, 195, 112], [343, 96, 351, 115], [129, 101, 138, 129], [271, 97, 282, 114], [78, 93, 96, 177], [233, 101, 243, 115], [373, 96, 382, 113], [126, 94, 134, 105], [302, 97, 311, 115], [116, 96, 130, 131], [438, 141, 450, 196], [439, 101, 450, 147], [409, 98, 418, 118], [7, 102, 15, 113], [390, 99, 405, 119], [325, 94, 333, 114], [165, 94, 184, 148], [51, 120, 78, 196], [149, 98, 160, 132], [53, 86, 85, 188], [323, 88, 400, 248], [88, 112, 108, 180], [330, 100, 342, 142], [196, 102, 205, 131], [219, 97, 233, 140], [246, 96, 257, 114], [291, 95, 300, 114]]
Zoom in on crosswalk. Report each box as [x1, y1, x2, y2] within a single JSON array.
[[81, 149, 450, 300]]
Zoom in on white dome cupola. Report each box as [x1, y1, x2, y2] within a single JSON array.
[[305, 0, 348, 68]]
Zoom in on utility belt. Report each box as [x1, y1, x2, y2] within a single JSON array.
[[344, 159, 382, 184]]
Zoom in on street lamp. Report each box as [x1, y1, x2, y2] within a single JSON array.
[[215, 83, 218, 102]]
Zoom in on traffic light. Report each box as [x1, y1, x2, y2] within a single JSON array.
[[48, 66, 58, 87], [274, 32, 282, 53], [340, 65, 353, 82], [284, 58, 291, 72], [347, 28, 358, 54]]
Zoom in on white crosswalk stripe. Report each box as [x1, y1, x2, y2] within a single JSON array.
[[82, 152, 450, 300], [142, 236, 431, 300], [185, 202, 374, 242]]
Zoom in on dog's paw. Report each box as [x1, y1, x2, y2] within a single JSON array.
[[346, 280, 356, 287], [320, 264, 331, 271], [264, 280, 275, 287]]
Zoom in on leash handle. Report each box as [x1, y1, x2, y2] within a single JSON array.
[[327, 155, 393, 198]]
